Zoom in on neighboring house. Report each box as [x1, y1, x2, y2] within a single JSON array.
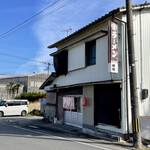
[[0, 73, 48, 96], [40, 73, 57, 119], [0, 80, 24, 99], [40, 4, 150, 140]]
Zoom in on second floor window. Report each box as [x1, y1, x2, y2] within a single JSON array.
[[86, 40, 96, 66], [54, 50, 68, 76]]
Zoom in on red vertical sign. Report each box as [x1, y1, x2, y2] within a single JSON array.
[[108, 20, 118, 73]]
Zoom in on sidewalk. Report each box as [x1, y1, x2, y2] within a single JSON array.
[[21, 117, 85, 138]]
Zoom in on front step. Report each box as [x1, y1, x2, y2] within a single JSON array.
[[82, 125, 124, 142], [95, 127, 124, 142]]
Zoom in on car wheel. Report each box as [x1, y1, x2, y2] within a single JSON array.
[[0, 111, 3, 117], [21, 111, 27, 116]]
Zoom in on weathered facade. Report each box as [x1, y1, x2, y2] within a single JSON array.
[[41, 4, 150, 139]]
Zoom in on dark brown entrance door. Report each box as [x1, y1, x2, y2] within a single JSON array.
[[94, 83, 121, 128]]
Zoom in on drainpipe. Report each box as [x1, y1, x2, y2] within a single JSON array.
[[113, 17, 130, 139], [139, 10, 143, 98]]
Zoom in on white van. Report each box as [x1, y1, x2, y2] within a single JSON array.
[[0, 99, 29, 117]]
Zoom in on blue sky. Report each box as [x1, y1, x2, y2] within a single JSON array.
[[0, 0, 147, 76]]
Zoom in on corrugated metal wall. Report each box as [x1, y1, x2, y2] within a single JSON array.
[[140, 9, 150, 116], [132, 9, 150, 116]]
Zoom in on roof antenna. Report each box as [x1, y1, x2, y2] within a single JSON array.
[[61, 27, 72, 36]]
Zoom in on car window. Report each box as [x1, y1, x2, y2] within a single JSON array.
[[0, 101, 6, 106], [14, 101, 21, 106], [7, 102, 15, 106], [22, 101, 27, 105]]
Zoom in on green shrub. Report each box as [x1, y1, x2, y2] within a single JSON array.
[[16, 92, 46, 102]]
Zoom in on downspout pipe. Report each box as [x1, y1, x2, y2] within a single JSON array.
[[113, 16, 130, 139]]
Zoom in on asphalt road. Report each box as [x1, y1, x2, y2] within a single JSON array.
[[0, 117, 133, 150]]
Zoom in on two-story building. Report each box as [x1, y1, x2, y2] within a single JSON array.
[[40, 3, 150, 139]]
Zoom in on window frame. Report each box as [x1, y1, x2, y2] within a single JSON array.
[[85, 40, 96, 66]]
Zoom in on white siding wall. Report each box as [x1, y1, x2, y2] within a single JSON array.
[[132, 9, 150, 116], [123, 9, 150, 116], [68, 44, 85, 71], [139, 9, 150, 116]]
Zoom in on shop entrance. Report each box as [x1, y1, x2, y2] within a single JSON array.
[[94, 83, 121, 128]]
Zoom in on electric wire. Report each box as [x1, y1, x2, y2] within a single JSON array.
[[1, 60, 23, 65], [0, 0, 75, 40], [0, 0, 61, 39], [0, 51, 47, 64], [0, 66, 38, 69]]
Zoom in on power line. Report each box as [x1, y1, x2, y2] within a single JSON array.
[[0, 51, 48, 64], [0, 0, 75, 40], [0, 0, 74, 39], [0, 66, 37, 69], [0, 0, 61, 39], [0, 40, 38, 51], [0, 64, 50, 68], [44, 62, 54, 74], [0, 60, 23, 65]]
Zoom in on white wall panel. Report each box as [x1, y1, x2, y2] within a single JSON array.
[[131, 9, 150, 116], [140, 9, 150, 116], [68, 44, 85, 71]]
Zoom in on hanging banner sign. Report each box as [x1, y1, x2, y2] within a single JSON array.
[[108, 20, 118, 73]]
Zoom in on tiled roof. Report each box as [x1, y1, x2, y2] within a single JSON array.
[[48, 3, 150, 49]]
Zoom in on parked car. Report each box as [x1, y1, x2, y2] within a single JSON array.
[[0, 99, 29, 117]]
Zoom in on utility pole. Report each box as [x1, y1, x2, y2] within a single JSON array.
[[126, 0, 142, 148], [44, 62, 51, 75], [47, 62, 51, 75]]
